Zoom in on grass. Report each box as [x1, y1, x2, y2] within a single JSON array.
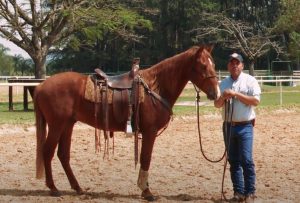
[[0, 102, 35, 125], [0, 84, 300, 124]]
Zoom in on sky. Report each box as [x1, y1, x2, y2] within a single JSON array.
[[0, 37, 30, 58]]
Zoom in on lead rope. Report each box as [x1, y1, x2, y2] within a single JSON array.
[[192, 84, 233, 202], [221, 99, 234, 202], [193, 84, 226, 162]]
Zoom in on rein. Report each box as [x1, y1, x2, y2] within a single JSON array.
[[192, 83, 230, 202], [192, 83, 226, 163]]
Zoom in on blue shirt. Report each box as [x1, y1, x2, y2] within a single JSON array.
[[220, 72, 261, 122]]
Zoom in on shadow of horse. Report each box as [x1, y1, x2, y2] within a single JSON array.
[[0, 189, 223, 202], [0, 188, 139, 200]]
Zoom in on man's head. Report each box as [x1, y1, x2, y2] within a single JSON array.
[[133, 57, 140, 65], [229, 53, 243, 63], [227, 53, 244, 80]]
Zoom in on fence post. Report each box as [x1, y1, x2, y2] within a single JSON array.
[[280, 81, 282, 106], [23, 86, 28, 111], [9, 86, 13, 111]]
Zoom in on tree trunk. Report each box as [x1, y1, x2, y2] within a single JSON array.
[[249, 60, 255, 76], [34, 56, 47, 79], [159, 0, 169, 59]]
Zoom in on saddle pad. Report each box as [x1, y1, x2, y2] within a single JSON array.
[[84, 75, 145, 103], [84, 76, 113, 103]]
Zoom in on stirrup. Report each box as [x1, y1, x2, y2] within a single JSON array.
[[126, 121, 133, 134]]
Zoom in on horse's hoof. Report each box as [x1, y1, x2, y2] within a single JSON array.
[[144, 195, 156, 201], [142, 188, 156, 201], [72, 185, 84, 195], [76, 188, 84, 195], [50, 189, 61, 197]]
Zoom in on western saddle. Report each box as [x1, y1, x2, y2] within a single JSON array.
[[94, 67, 139, 89], [92, 59, 141, 138]]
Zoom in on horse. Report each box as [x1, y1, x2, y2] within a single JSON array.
[[33, 45, 221, 201]]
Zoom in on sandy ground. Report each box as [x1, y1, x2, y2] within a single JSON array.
[[0, 108, 299, 203]]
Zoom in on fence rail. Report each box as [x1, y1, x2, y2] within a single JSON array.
[[0, 77, 300, 110]]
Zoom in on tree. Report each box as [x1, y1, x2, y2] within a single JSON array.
[[0, 0, 149, 78], [13, 55, 34, 75], [0, 44, 14, 75], [47, 1, 153, 73], [193, 12, 282, 75], [274, 0, 300, 69]]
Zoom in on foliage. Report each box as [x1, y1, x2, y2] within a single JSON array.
[[0, 0, 151, 78], [0, 44, 15, 75], [1, 0, 300, 75], [193, 1, 283, 75], [47, 0, 153, 73], [275, 0, 300, 33], [274, 0, 300, 63], [13, 55, 34, 76]]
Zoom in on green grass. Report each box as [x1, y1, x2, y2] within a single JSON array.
[[173, 84, 300, 115], [261, 84, 300, 92], [260, 92, 300, 106], [0, 102, 35, 124], [1, 85, 300, 124]]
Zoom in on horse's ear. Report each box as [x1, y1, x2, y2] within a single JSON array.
[[204, 44, 214, 53], [196, 44, 214, 56]]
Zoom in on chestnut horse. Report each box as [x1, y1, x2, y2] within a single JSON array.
[[34, 45, 220, 200]]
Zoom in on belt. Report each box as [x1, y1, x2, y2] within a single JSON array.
[[228, 120, 253, 126]]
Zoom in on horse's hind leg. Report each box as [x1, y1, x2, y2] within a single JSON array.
[[57, 122, 83, 195], [43, 125, 64, 196]]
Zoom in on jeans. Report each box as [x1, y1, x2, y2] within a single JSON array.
[[223, 122, 256, 195]]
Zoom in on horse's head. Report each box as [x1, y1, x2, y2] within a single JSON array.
[[189, 45, 221, 100]]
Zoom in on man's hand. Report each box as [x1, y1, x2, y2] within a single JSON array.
[[223, 89, 260, 106], [223, 89, 236, 99]]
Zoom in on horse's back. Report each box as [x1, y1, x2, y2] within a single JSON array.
[[34, 72, 87, 123]]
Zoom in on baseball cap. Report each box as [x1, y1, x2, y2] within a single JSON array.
[[229, 53, 243, 62]]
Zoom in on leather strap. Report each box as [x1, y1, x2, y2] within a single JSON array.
[[139, 76, 172, 115]]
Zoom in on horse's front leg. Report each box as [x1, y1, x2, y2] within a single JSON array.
[[138, 132, 157, 201]]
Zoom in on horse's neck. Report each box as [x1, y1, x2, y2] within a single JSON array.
[[141, 56, 191, 107]]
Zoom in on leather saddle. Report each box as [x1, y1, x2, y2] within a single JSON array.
[[92, 67, 140, 129], [94, 68, 138, 89]]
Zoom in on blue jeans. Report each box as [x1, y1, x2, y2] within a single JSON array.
[[223, 122, 256, 195]]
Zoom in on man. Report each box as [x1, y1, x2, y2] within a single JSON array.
[[214, 53, 261, 203]]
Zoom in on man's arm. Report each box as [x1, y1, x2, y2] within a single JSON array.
[[222, 89, 260, 106]]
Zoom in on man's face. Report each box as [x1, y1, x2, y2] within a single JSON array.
[[227, 58, 244, 80]]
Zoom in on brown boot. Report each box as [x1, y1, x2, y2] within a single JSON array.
[[245, 193, 256, 203], [230, 192, 245, 202]]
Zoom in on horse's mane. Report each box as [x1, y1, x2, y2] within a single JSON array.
[[139, 46, 201, 105]]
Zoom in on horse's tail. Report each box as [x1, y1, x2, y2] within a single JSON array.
[[34, 93, 46, 179]]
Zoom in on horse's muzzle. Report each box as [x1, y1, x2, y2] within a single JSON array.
[[207, 86, 221, 100]]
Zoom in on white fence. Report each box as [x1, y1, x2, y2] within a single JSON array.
[[257, 79, 300, 105], [0, 76, 35, 82], [0, 75, 300, 109]]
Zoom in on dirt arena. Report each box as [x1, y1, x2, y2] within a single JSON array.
[[0, 107, 299, 203]]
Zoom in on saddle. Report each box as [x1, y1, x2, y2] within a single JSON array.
[[92, 67, 141, 134], [94, 68, 139, 89]]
